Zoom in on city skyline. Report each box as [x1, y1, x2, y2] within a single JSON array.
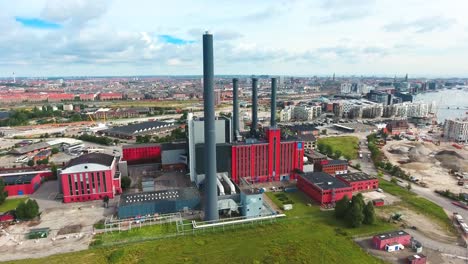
[[1, 0, 468, 77]]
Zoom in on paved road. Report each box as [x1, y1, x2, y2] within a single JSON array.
[[405, 229, 468, 258]]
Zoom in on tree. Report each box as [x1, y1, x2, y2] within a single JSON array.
[[321, 129, 327, 135], [346, 200, 364, 228], [0, 178, 8, 205], [325, 145, 333, 157], [334, 195, 350, 219], [355, 163, 361, 170], [16, 199, 40, 220], [27, 159, 35, 167], [121, 176, 131, 190], [390, 177, 398, 184], [333, 150, 342, 159], [406, 183, 412, 191], [317, 142, 326, 154], [51, 147, 59, 154], [353, 193, 365, 209], [50, 163, 58, 180], [363, 201, 375, 225], [377, 171, 384, 178]]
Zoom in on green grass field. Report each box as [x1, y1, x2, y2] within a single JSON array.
[[0, 197, 28, 213], [379, 180, 455, 234], [318, 136, 359, 159], [5, 192, 394, 264]]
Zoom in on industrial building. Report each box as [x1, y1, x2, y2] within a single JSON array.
[[315, 159, 348, 175], [296, 172, 353, 205], [59, 153, 122, 203], [336, 172, 378, 192], [102, 120, 177, 139], [386, 120, 409, 135], [372, 230, 412, 250], [121, 142, 186, 170], [117, 188, 200, 219], [0, 170, 52, 196]]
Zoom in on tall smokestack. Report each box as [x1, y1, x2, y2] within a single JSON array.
[[232, 78, 239, 140], [202, 32, 218, 221], [251, 78, 258, 137], [270, 78, 277, 128]]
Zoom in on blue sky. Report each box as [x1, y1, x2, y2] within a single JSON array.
[[15, 17, 61, 29], [1, 0, 468, 77]]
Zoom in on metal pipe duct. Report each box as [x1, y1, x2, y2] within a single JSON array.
[[271, 78, 277, 128], [251, 78, 258, 137], [202, 32, 218, 221], [232, 78, 239, 140]]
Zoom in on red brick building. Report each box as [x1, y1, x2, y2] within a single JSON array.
[[297, 172, 352, 205], [48, 93, 75, 102], [0, 170, 52, 196], [79, 94, 95, 101], [231, 128, 304, 183], [386, 120, 409, 135], [372, 230, 411, 250], [315, 159, 348, 175], [99, 92, 123, 101], [336, 172, 378, 192], [60, 153, 121, 203]]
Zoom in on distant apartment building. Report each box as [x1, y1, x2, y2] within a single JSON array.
[[98, 92, 123, 101], [79, 94, 96, 101], [214, 90, 221, 106], [341, 82, 374, 95], [280, 106, 293, 122], [126, 93, 144, 100], [293, 105, 322, 121], [382, 102, 430, 119], [48, 93, 75, 102], [444, 119, 468, 143]]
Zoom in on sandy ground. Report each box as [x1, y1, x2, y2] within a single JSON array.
[[362, 190, 401, 206], [383, 140, 468, 193], [0, 181, 117, 261], [356, 238, 466, 264], [376, 204, 457, 244], [0, 204, 110, 262]]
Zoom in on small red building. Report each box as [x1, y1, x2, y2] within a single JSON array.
[[386, 120, 409, 135], [315, 159, 348, 175], [122, 143, 162, 165], [79, 94, 95, 101], [60, 153, 121, 203], [408, 254, 426, 264], [336, 172, 378, 192], [297, 172, 352, 205], [0, 170, 52, 196], [373, 199, 385, 207], [47, 93, 75, 102], [33, 149, 52, 163], [372, 230, 411, 250]]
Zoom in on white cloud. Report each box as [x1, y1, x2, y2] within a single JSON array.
[[0, 0, 467, 76]]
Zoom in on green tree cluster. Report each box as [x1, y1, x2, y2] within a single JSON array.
[[16, 199, 40, 220], [334, 194, 375, 228], [0, 178, 8, 205], [78, 134, 113, 145], [121, 176, 131, 190]]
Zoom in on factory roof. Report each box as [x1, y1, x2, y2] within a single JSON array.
[[296, 134, 317, 142], [321, 159, 348, 166], [305, 150, 327, 160], [10, 142, 50, 155], [65, 153, 115, 168], [300, 172, 350, 190], [374, 230, 410, 240], [119, 187, 199, 206], [104, 120, 175, 136], [285, 124, 319, 132], [122, 143, 160, 149], [337, 172, 377, 182], [0, 173, 38, 185]]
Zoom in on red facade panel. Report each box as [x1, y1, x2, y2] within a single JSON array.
[[122, 145, 161, 165]]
